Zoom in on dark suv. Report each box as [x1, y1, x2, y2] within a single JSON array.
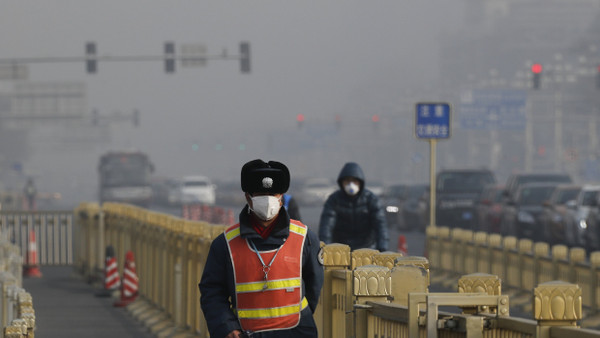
[[435, 169, 496, 229]]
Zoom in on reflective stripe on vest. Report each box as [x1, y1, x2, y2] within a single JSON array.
[[225, 220, 308, 333]]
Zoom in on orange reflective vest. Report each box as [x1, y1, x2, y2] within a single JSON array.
[[225, 220, 308, 333]]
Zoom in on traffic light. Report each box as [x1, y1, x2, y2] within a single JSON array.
[[372, 114, 380, 130], [335, 114, 342, 131], [164, 42, 176, 73], [531, 63, 542, 89], [296, 114, 305, 129], [240, 42, 250, 73], [85, 42, 97, 74]]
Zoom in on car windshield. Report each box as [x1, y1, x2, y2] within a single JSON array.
[[184, 181, 209, 187], [407, 185, 426, 199], [385, 185, 406, 198], [517, 175, 571, 186], [582, 190, 600, 206], [518, 186, 556, 205], [554, 188, 580, 204], [437, 172, 494, 192]]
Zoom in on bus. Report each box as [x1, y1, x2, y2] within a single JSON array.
[[98, 151, 154, 206]]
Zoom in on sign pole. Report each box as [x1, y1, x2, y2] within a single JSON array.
[[429, 139, 437, 228], [415, 102, 450, 229]]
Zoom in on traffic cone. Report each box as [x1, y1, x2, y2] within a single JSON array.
[[23, 230, 42, 278], [398, 235, 408, 255], [114, 250, 139, 307], [95, 245, 120, 297]]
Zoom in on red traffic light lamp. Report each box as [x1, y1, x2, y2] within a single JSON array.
[[296, 114, 305, 129], [531, 63, 543, 74], [371, 114, 380, 131], [531, 63, 542, 89]]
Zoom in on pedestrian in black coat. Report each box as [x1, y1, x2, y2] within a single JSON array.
[[318, 162, 389, 251]]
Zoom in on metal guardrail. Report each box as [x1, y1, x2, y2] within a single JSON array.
[[73, 203, 600, 337], [0, 211, 74, 265]]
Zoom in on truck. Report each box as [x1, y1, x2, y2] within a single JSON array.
[[98, 151, 154, 207]]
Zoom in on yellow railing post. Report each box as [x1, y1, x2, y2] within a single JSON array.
[[353, 265, 391, 338], [424, 226, 439, 269], [320, 244, 351, 338], [591, 252, 600, 313], [458, 273, 502, 315], [534, 281, 582, 338], [519, 239, 535, 290], [551, 244, 569, 282], [474, 231, 490, 274], [569, 247, 586, 283], [391, 256, 429, 306]]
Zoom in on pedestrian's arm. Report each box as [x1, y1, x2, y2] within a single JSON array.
[[318, 197, 336, 243], [371, 195, 389, 251], [303, 230, 324, 313], [199, 236, 242, 337]]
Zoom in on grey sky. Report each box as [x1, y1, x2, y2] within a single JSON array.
[[0, 1, 464, 204]]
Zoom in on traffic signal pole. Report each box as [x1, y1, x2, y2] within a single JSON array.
[[0, 42, 251, 74]]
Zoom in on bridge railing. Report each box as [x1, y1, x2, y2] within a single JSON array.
[[0, 231, 35, 338], [425, 226, 600, 323], [74, 203, 600, 337]]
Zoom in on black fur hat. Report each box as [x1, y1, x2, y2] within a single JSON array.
[[241, 159, 290, 194]]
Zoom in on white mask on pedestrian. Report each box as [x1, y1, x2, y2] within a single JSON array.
[[250, 195, 281, 221], [344, 182, 360, 196]]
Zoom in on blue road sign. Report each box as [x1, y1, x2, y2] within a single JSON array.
[[459, 89, 527, 130], [415, 102, 451, 139]]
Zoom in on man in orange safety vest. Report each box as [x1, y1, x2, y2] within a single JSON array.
[[199, 159, 323, 338]]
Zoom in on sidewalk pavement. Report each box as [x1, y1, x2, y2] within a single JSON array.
[[23, 265, 155, 338]]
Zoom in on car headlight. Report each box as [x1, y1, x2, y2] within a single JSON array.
[[386, 206, 399, 213], [579, 219, 588, 230], [517, 211, 535, 223]]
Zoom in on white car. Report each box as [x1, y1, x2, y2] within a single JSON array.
[[178, 176, 216, 205]]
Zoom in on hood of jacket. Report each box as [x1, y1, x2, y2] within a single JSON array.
[[337, 162, 365, 193]]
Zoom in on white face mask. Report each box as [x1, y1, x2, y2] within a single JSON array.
[[344, 182, 360, 196], [250, 195, 281, 221]]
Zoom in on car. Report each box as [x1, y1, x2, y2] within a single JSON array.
[[297, 178, 337, 206], [538, 184, 581, 245], [500, 182, 558, 241], [381, 184, 409, 229], [177, 175, 216, 205], [401, 184, 429, 232], [382, 184, 428, 230], [567, 185, 600, 248], [504, 173, 572, 201], [435, 169, 496, 229], [474, 184, 505, 233], [150, 177, 180, 206]]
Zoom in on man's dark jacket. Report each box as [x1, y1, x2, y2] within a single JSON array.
[[318, 162, 388, 251], [199, 206, 323, 338]]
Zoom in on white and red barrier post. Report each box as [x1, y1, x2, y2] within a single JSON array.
[[114, 250, 139, 307], [24, 229, 42, 278]]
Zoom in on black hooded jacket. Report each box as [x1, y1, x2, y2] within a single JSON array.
[[318, 162, 388, 251]]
